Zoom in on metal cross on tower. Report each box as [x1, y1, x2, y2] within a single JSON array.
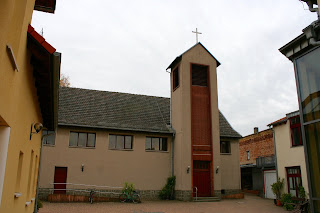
[[192, 28, 202, 43]]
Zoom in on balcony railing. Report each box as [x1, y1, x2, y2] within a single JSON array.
[[256, 155, 275, 168]]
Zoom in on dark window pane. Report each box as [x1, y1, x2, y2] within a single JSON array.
[[161, 138, 167, 151], [313, 200, 320, 212], [109, 135, 116, 149], [173, 67, 179, 90], [125, 136, 132, 149], [296, 47, 320, 122], [220, 141, 230, 153], [116, 136, 124, 149], [78, 133, 87, 147], [192, 64, 208, 86], [292, 128, 301, 146], [304, 122, 320, 198], [69, 132, 78, 146], [146, 137, 151, 150], [87, 133, 95, 147]]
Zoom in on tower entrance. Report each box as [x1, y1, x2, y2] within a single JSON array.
[[191, 64, 213, 197]]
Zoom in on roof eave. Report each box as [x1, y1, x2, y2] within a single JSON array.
[[27, 25, 60, 131], [58, 123, 174, 135], [166, 42, 221, 70]]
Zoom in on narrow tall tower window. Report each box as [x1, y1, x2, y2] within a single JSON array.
[[192, 64, 208, 86], [173, 67, 179, 90]]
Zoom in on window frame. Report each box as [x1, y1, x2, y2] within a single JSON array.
[[286, 166, 302, 197], [247, 151, 250, 160], [172, 66, 179, 91], [69, 131, 96, 148], [289, 116, 303, 147], [145, 136, 168, 152], [220, 141, 231, 154], [42, 130, 56, 146], [108, 134, 133, 150]]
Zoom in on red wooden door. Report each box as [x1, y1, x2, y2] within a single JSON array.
[[193, 161, 211, 197], [54, 167, 67, 194]]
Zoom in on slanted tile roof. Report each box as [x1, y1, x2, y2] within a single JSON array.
[[219, 112, 242, 138], [59, 87, 171, 133], [58, 87, 241, 138]]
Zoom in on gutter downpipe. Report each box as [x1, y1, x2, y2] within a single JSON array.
[[171, 133, 174, 176], [271, 127, 278, 180], [166, 67, 174, 177], [34, 132, 55, 213]]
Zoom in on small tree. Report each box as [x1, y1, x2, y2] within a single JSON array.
[[60, 74, 71, 87], [159, 176, 176, 200], [271, 178, 284, 200]]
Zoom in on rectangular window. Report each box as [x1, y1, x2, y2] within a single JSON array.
[[109, 134, 133, 150], [247, 151, 250, 160], [69, 132, 96, 147], [286, 166, 302, 197], [42, 130, 55, 145], [145, 137, 167, 151], [220, 141, 231, 154], [173, 67, 179, 90], [290, 116, 303, 146], [192, 64, 208, 86]]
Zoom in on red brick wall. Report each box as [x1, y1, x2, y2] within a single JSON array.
[[239, 129, 274, 165]]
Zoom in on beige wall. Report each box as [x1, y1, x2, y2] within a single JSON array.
[[0, 1, 45, 213], [39, 127, 172, 191], [220, 139, 241, 190], [274, 122, 309, 196]]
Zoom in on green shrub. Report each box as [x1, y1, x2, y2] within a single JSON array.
[[122, 182, 135, 195], [159, 176, 176, 200], [281, 193, 294, 210], [271, 178, 284, 200], [299, 186, 306, 200], [36, 199, 43, 210]]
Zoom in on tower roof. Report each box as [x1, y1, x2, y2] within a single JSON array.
[[167, 42, 221, 70]]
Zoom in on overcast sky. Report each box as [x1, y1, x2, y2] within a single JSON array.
[[32, 0, 317, 136]]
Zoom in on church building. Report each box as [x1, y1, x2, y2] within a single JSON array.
[[38, 43, 242, 201]]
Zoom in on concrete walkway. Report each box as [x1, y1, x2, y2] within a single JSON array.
[[39, 194, 287, 213]]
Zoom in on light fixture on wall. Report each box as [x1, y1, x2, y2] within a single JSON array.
[[29, 122, 43, 140], [81, 164, 84, 172], [187, 166, 190, 174], [216, 166, 219, 174]]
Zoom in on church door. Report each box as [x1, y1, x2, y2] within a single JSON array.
[[54, 167, 67, 194], [193, 161, 211, 197]]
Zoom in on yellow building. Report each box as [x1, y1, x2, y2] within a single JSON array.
[[0, 0, 60, 212]]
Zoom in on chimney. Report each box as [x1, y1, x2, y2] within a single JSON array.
[[254, 127, 259, 134]]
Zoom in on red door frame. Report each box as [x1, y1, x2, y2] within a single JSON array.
[[53, 167, 68, 194]]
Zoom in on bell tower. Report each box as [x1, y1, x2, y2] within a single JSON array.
[[167, 42, 221, 200]]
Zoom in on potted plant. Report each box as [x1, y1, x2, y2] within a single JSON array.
[[271, 178, 284, 206]]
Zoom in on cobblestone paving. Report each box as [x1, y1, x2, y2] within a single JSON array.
[[39, 194, 287, 213]]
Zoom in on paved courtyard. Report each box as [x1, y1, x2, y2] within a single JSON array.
[[39, 194, 287, 213]]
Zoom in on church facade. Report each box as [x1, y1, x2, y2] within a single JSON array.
[[38, 43, 241, 201]]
